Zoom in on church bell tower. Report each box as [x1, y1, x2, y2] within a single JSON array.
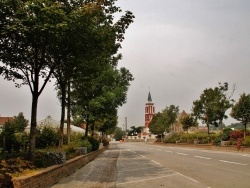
[[145, 91, 155, 127]]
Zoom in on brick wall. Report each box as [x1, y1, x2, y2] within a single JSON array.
[[12, 147, 106, 188]]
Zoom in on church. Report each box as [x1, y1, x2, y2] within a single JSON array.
[[141, 91, 156, 139], [141, 91, 188, 139]]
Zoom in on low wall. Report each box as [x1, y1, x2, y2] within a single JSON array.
[[12, 147, 107, 188]]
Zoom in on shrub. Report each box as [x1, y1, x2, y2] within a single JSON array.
[[36, 126, 59, 149], [87, 136, 100, 151], [81, 140, 92, 152], [230, 130, 244, 140], [102, 138, 110, 146], [34, 152, 66, 168], [242, 136, 250, 147], [221, 128, 233, 141]]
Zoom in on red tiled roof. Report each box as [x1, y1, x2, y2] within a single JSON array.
[[0, 117, 14, 125]]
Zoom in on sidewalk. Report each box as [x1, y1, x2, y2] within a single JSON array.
[[51, 143, 119, 188]]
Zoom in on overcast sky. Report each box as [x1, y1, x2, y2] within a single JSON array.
[[1, 0, 250, 129]]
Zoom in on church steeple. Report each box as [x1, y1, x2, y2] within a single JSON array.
[[147, 91, 152, 102], [145, 91, 155, 127]]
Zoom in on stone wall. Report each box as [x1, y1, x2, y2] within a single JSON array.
[[12, 147, 106, 188]]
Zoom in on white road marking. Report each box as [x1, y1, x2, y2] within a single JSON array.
[[140, 154, 146, 158], [242, 154, 250, 157], [175, 172, 199, 183], [219, 160, 248, 166], [194, 155, 211, 160], [177, 152, 188, 156], [116, 173, 179, 185], [151, 160, 162, 166], [118, 166, 160, 172], [165, 150, 173, 153]]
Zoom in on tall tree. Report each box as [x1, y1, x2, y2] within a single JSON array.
[[192, 82, 232, 135], [231, 93, 250, 138], [0, 0, 70, 159]]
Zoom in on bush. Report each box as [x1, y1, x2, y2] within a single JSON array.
[[34, 152, 65, 168], [81, 140, 92, 153], [102, 138, 109, 146], [242, 136, 250, 147], [87, 136, 100, 151], [220, 128, 232, 141], [36, 126, 59, 149]]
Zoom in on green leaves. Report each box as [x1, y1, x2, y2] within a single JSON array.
[[192, 82, 233, 134], [149, 105, 179, 135], [231, 93, 250, 138]]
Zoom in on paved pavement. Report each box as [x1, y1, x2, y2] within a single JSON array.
[[51, 143, 119, 188]]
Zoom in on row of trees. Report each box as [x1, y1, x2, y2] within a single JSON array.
[[0, 0, 134, 160], [149, 82, 250, 139]]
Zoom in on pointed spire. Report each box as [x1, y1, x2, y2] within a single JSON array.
[[148, 91, 152, 102]]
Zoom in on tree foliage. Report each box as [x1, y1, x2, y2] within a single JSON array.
[[192, 82, 233, 135], [180, 115, 197, 133], [113, 127, 123, 141], [149, 105, 179, 135], [231, 93, 250, 138], [12, 112, 29, 132], [0, 0, 134, 159]]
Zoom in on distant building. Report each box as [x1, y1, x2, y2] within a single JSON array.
[[25, 116, 85, 134], [142, 91, 156, 138], [171, 110, 188, 133], [0, 117, 14, 131]]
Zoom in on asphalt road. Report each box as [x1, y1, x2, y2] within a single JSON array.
[[51, 142, 250, 188], [117, 142, 250, 188]]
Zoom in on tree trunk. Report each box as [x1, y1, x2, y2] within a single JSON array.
[[91, 122, 95, 137], [244, 123, 247, 139], [67, 80, 71, 144], [207, 123, 210, 135], [28, 92, 39, 160], [84, 114, 89, 139], [59, 83, 66, 148]]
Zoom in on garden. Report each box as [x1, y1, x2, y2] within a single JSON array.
[[0, 124, 109, 188]]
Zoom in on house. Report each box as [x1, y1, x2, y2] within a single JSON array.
[[170, 110, 188, 133], [26, 116, 85, 134], [0, 117, 14, 131]]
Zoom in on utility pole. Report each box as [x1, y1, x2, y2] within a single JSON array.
[[125, 117, 127, 133]]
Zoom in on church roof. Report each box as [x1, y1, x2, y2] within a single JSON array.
[[147, 92, 152, 102]]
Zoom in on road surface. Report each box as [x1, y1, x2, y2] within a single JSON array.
[[52, 142, 250, 188]]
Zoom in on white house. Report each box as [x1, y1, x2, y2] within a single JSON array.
[[25, 116, 85, 134]]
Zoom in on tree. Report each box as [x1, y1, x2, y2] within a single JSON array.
[[192, 82, 233, 135], [12, 112, 29, 132], [149, 105, 179, 136], [0, 0, 134, 159], [113, 127, 123, 141], [231, 93, 250, 138], [149, 112, 165, 135], [180, 115, 197, 133], [0, 0, 72, 160]]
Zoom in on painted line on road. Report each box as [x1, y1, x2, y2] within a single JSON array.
[[219, 160, 248, 166], [151, 160, 162, 166], [177, 152, 188, 156], [242, 154, 250, 157], [175, 172, 199, 183], [194, 155, 211, 160], [116, 173, 179, 185], [118, 166, 161, 172], [165, 150, 173, 153], [140, 154, 146, 158]]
